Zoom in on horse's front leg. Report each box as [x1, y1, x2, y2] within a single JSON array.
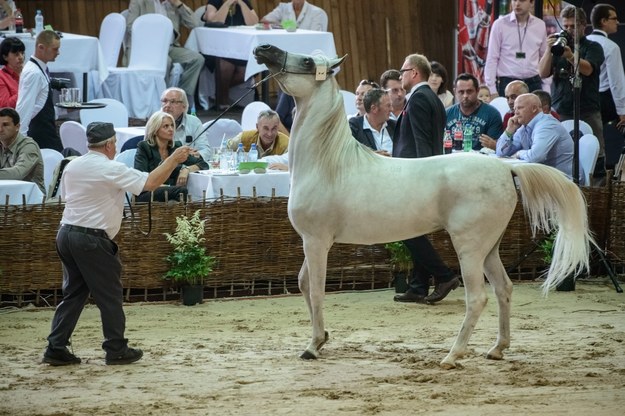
[[299, 238, 330, 360]]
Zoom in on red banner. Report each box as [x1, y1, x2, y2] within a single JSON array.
[[457, 0, 496, 83]]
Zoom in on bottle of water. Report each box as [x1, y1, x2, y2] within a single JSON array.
[[34, 10, 44, 36], [463, 125, 473, 152], [14, 9, 23, 33], [248, 143, 258, 162], [190, 104, 196, 117], [236, 143, 246, 168]]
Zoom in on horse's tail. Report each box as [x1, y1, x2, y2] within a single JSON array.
[[510, 163, 594, 294]]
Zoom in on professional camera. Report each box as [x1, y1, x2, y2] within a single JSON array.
[[49, 77, 71, 91], [551, 30, 573, 57]]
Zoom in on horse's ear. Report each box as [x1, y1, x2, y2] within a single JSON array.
[[330, 55, 347, 69]]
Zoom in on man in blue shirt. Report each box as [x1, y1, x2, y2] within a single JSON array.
[[445, 73, 503, 151], [496, 93, 573, 178]]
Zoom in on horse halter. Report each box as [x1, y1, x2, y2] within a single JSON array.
[[276, 51, 335, 80]]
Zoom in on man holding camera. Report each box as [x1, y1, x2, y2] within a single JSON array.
[[538, 6, 605, 167], [16, 30, 63, 152]]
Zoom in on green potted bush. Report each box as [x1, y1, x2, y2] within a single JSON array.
[[164, 210, 216, 305], [538, 229, 575, 291], [384, 241, 412, 293]]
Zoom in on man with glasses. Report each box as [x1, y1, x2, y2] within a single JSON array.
[[587, 3, 625, 129], [392, 54, 460, 305], [160, 87, 211, 163], [379, 69, 406, 120], [539, 6, 605, 182]]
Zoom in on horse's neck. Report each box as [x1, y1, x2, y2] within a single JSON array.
[[289, 78, 354, 180]]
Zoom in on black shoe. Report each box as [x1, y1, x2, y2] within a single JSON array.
[[425, 277, 460, 304], [42, 347, 81, 366], [393, 292, 426, 303], [105, 347, 143, 365]]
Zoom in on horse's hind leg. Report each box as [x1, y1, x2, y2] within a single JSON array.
[[441, 252, 488, 369], [299, 238, 330, 360], [482, 246, 513, 361]]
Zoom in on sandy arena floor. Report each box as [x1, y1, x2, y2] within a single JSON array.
[[1, 281, 624, 415]]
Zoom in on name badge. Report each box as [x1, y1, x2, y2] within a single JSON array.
[[516, 52, 526, 59]]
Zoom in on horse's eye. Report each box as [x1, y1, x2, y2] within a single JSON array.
[[303, 58, 313, 67]]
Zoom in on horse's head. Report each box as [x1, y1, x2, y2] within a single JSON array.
[[254, 44, 345, 97]]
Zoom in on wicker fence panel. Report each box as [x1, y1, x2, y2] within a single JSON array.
[[2, 181, 622, 304]]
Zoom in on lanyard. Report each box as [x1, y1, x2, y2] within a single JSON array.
[[517, 20, 528, 52]]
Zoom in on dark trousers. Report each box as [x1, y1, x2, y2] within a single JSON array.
[[47, 227, 128, 354], [497, 75, 542, 97], [403, 235, 455, 296], [600, 90, 619, 125], [137, 186, 188, 203]]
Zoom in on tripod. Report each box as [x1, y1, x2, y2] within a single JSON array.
[[507, 7, 622, 293]]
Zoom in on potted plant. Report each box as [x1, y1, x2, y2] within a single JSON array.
[[164, 210, 216, 305], [538, 230, 575, 291], [384, 241, 413, 293]]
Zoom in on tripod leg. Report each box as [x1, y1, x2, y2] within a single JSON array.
[[506, 238, 545, 275], [593, 246, 623, 293]]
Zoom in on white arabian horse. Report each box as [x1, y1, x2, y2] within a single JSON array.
[[253, 45, 593, 369]]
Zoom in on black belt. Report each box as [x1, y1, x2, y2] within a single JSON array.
[[60, 224, 109, 239], [498, 75, 541, 84]]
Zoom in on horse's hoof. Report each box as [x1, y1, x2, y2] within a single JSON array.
[[300, 350, 318, 360], [486, 346, 504, 360], [440, 360, 456, 370]]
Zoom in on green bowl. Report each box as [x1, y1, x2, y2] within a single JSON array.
[[238, 161, 268, 172]]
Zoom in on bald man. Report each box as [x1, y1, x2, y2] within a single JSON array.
[[496, 93, 573, 177]]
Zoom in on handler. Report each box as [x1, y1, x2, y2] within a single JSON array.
[[43, 122, 196, 366]]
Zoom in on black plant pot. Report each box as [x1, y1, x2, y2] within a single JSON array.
[[393, 272, 409, 293], [181, 284, 203, 306], [555, 274, 576, 292]]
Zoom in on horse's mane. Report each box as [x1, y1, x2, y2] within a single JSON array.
[[297, 77, 375, 183]]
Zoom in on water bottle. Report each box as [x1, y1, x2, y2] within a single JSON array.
[[190, 105, 196, 117], [443, 130, 452, 154], [236, 143, 246, 168], [248, 143, 258, 162], [34, 10, 44, 36], [14, 9, 23, 33], [463, 125, 473, 152]]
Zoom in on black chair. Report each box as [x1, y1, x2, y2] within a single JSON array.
[[120, 135, 143, 152]]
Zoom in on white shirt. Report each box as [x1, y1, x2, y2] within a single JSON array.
[[174, 112, 211, 162], [260, 152, 289, 164], [587, 30, 625, 116], [16, 56, 50, 135], [61, 152, 148, 239], [363, 114, 392, 153], [262, 1, 327, 31]]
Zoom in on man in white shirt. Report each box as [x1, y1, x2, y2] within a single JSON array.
[[261, 0, 328, 31], [43, 122, 195, 366], [379, 69, 406, 121], [160, 87, 211, 162], [587, 3, 625, 129], [349, 88, 394, 156], [15, 30, 62, 152]]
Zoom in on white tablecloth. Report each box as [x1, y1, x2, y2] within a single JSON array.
[[188, 170, 290, 200], [21, 32, 109, 100], [185, 26, 338, 80], [114, 127, 145, 154], [0, 180, 45, 205]]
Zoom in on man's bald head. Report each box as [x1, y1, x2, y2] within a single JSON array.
[[514, 93, 542, 125]]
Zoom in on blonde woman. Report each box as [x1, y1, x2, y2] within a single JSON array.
[[134, 111, 207, 202]]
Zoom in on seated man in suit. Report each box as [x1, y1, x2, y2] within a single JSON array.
[[496, 93, 573, 177], [349, 88, 395, 156]]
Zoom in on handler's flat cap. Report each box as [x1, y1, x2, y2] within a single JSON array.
[[86, 122, 115, 143]]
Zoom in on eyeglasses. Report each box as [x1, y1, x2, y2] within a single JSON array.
[[399, 68, 415, 74], [359, 79, 380, 88], [161, 99, 184, 105]]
